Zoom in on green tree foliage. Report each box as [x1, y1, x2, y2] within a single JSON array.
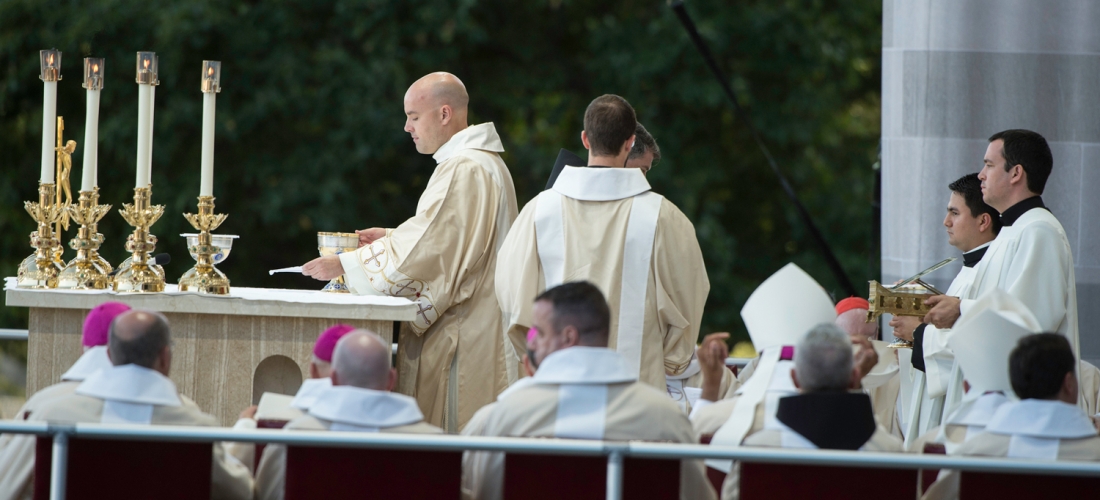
[[0, 0, 881, 347]]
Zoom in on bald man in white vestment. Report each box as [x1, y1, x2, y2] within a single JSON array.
[[255, 329, 442, 500], [923, 333, 1100, 500], [495, 94, 709, 393], [721, 324, 902, 500], [924, 131, 1080, 388], [0, 310, 252, 500], [834, 297, 903, 440], [464, 282, 715, 500], [303, 72, 518, 432]]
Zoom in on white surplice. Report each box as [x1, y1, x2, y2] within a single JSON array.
[[495, 166, 709, 392], [338, 122, 519, 432], [463, 347, 716, 500], [961, 206, 1078, 358]]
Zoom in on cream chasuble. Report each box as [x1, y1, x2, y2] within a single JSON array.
[[462, 347, 716, 500], [255, 387, 441, 500], [922, 399, 1100, 500], [0, 366, 252, 500], [338, 122, 518, 432], [495, 166, 709, 391]]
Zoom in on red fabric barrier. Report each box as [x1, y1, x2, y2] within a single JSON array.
[[960, 471, 1100, 499], [253, 419, 289, 473], [739, 462, 917, 500], [920, 442, 946, 494], [503, 453, 680, 500], [284, 445, 462, 499], [33, 436, 212, 500]]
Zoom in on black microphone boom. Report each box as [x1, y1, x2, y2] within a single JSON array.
[[669, 1, 858, 298]]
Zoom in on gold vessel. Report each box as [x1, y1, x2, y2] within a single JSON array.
[[318, 232, 358, 293]]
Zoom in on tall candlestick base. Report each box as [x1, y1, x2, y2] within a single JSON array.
[[58, 188, 112, 289], [112, 185, 165, 293], [178, 196, 231, 295], [17, 184, 66, 288]]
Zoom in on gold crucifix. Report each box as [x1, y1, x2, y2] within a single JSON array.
[[54, 116, 76, 235]]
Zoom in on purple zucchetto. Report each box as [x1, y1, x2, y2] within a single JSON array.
[[313, 324, 356, 363], [83, 302, 132, 347]]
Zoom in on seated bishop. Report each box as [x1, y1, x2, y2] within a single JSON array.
[[0, 310, 253, 500], [255, 329, 442, 500], [464, 281, 715, 500], [495, 94, 709, 393], [5, 302, 129, 421], [227, 323, 354, 470], [721, 323, 903, 499], [909, 289, 1040, 453], [923, 333, 1100, 500]]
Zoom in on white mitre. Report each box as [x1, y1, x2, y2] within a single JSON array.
[[948, 288, 1041, 399], [740, 262, 837, 353]]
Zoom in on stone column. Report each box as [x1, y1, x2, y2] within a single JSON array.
[[881, 0, 1100, 363]]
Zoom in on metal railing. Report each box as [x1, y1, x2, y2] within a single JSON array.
[[0, 329, 28, 341], [2, 420, 1100, 500]]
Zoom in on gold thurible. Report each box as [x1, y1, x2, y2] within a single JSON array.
[[112, 185, 166, 292], [57, 188, 112, 289], [178, 196, 230, 294]]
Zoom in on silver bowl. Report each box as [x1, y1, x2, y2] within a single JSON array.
[[181, 233, 240, 264]]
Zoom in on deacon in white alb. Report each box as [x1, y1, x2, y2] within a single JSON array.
[[924, 130, 1079, 375], [721, 324, 903, 500], [908, 289, 1040, 453], [302, 73, 519, 432], [923, 333, 1100, 500], [495, 94, 709, 392], [464, 282, 715, 500], [255, 329, 441, 500], [0, 310, 252, 500]]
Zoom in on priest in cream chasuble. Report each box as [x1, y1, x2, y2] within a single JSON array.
[[495, 95, 708, 391], [303, 73, 518, 432]]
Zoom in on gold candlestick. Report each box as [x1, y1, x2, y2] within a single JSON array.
[[178, 196, 230, 294], [112, 185, 165, 292], [57, 188, 112, 289], [17, 183, 65, 288]]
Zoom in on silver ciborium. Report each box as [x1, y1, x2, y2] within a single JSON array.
[[318, 232, 358, 293]]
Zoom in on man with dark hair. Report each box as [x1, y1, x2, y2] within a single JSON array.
[[466, 282, 715, 500], [925, 130, 1079, 380], [923, 332, 1100, 500], [0, 310, 253, 500], [890, 173, 1000, 437], [496, 95, 709, 395], [626, 122, 661, 174]]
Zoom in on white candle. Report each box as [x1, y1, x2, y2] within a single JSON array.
[[135, 84, 151, 188], [200, 92, 216, 196], [134, 52, 157, 188], [199, 61, 221, 197], [41, 81, 57, 184], [81, 58, 104, 192], [39, 49, 61, 185]]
